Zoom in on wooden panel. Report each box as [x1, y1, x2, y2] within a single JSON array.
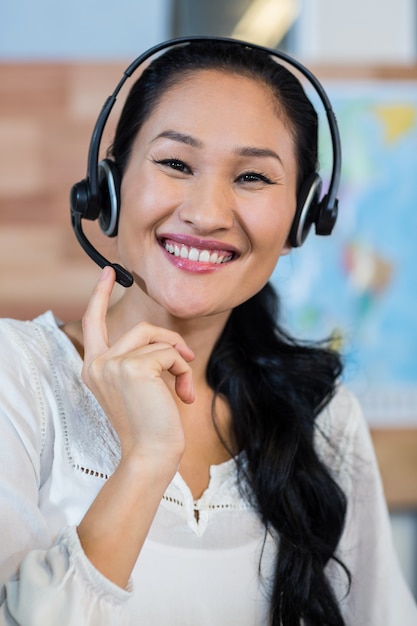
[[311, 64, 417, 80], [371, 428, 417, 510], [0, 62, 126, 322]]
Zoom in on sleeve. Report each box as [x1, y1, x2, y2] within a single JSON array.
[[2, 527, 131, 626], [0, 321, 132, 625], [323, 388, 417, 626]]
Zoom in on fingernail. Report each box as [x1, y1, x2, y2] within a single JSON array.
[[100, 266, 112, 280]]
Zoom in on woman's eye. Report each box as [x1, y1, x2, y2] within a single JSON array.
[[155, 158, 191, 173], [237, 172, 274, 185]]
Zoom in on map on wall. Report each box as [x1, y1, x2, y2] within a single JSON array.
[[271, 81, 417, 426]]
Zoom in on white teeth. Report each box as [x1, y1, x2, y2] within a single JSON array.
[[163, 241, 233, 264], [189, 247, 200, 261]]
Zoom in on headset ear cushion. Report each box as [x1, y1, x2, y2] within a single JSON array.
[[98, 159, 121, 237], [315, 193, 338, 236], [70, 178, 97, 220], [289, 173, 322, 247]]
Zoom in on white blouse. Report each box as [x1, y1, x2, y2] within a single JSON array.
[[0, 311, 415, 625]]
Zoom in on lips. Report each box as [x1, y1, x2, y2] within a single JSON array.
[[159, 236, 237, 265]]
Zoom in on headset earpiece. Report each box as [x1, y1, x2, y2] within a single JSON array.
[[97, 159, 121, 237], [314, 193, 339, 238], [70, 178, 98, 221], [70, 159, 121, 237], [289, 173, 322, 247]]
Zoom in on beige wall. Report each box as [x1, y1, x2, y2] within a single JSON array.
[[0, 62, 127, 322]]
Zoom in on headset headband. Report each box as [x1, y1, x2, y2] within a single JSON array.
[[70, 36, 341, 288]]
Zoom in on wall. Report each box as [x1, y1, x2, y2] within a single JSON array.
[[0, 0, 172, 321], [296, 0, 416, 63], [1, 0, 415, 63], [0, 0, 171, 59], [0, 61, 128, 322]]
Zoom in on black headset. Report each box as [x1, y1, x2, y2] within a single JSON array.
[[70, 36, 341, 288]]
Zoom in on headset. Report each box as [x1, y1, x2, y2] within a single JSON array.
[[70, 36, 341, 288]]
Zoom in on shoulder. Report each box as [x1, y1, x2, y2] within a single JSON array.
[[0, 310, 80, 379], [0, 312, 56, 385], [0, 312, 120, 478], [314, 385, 373, 488], [316, 384, 363, 439], [0, 311, 64, 360], [0, 312, 79, 452]]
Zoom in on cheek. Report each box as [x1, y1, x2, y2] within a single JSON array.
[[119, 171, 185, 228], [245, 205, 295, 254], [240, 202, 296, 285], [120, 172, 153, 217]]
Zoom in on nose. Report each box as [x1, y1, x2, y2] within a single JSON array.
[[178, 176, 235, 234]]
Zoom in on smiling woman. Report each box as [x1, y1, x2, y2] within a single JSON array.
[[112, 68, 296, 319], [0, 38, 416, 626]]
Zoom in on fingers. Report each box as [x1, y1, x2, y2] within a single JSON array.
[[136, 342, 195, 405], [175, 370, 195, 405], [83, 266, 194, 363], [82, 266, 116, 360], [109, 322, 195, 363], [81, 266, 195, 405]]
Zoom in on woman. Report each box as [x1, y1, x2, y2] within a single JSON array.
[[0, 39, 416, 625]]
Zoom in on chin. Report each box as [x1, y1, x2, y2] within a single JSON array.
[[147, 283, 241, 322], [161, 297, 231, 323], [165, 304, 216, 321]]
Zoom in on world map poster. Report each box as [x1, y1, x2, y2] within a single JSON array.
[[271, 80, 417, 426]]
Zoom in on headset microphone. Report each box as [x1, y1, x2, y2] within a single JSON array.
[[70, 209, 134, 288], [70, 149, 133, 286], [70, 36, 341, 288]]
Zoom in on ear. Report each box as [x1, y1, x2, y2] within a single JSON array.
[[280, 240, 292, 256]]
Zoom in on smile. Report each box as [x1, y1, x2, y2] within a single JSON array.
[[161, 239, 234, 264]]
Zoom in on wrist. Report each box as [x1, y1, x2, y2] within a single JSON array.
[[117, 445, 182, 487]]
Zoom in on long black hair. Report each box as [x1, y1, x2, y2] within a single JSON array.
[[110, 40, 349, 626], [208, 285, 348, 625]]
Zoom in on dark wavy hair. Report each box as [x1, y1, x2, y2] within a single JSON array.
[[110, 40, 349, 626]]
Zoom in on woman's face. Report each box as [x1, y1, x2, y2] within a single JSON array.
[[117, 69, 298, 320]]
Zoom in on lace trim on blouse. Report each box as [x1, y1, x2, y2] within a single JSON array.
[[160, 456, 251, 535]]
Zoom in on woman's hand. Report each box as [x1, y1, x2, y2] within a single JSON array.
[[81, 266, 195, 466], [76, 266, 195, 586]]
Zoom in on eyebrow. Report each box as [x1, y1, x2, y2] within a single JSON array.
[[152, 130, 284, 165], [237, 146, 283, 165], [151, 130, 203, 148]]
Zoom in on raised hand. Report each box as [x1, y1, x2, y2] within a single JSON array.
[[77, 267, 196, 586], [81, 265, 195, 464]]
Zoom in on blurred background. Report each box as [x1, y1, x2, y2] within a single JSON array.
[[0, 0, 416, 599]]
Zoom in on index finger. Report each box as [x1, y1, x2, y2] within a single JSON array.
[[82, 265, 116, 361]]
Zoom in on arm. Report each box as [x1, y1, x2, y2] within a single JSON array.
[[78, 265, 195, 588], [0, 267, 195, 623], [0, 317, 130, 625], [3, 527, 131, 626]]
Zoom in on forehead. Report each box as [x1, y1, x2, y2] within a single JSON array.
[[158, 68, 279, 111], [141, 69, 292, 139]]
